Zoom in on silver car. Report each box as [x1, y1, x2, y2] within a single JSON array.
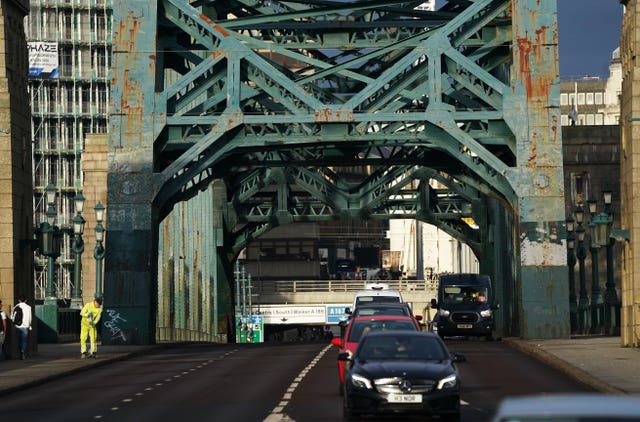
[[492, 393, 640, 421]]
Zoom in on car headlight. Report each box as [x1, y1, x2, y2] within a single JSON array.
[[351, 373, 373, 389], [437, 374, 457, 390], [480, 309, 492, 317], [438, 308, 450, 317]]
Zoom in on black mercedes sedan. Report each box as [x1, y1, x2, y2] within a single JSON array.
[[339, 330, 464, 421]]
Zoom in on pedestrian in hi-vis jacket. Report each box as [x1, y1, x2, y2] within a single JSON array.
[[80, 297, 103, 359]]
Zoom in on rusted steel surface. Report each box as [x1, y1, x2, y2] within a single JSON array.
[[510, 0, 568, 338], [106, 0, 568, 343]]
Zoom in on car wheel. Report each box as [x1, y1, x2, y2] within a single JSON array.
[[486, 333, 494, 341]]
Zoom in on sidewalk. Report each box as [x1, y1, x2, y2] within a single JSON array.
[[0, 337, 637, 396], [503, 336, 640, 395]]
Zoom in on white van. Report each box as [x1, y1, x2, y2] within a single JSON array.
[[346, 283, 404, 314]]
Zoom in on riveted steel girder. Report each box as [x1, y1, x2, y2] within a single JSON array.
[[107, 0, 567, 343]]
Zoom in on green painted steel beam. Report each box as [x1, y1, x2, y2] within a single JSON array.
[[107, 0, 567, 343]]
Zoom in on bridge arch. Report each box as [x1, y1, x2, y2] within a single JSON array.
[[105, 0, 567, 344]]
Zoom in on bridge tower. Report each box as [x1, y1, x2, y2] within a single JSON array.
[[105, 0, 568, 344], [0, 0, 34, 308]]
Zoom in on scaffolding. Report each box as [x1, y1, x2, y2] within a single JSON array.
[[26, 0, 112, 301]]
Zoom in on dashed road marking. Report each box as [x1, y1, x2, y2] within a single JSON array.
[[95, 348, 239, 420], [264, 344, 332, 422]]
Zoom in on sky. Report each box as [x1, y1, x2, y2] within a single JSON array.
[[434, 0, 624, 78], [557, 0, 623, 78]]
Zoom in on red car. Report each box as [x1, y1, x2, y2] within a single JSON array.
[[348, 302, 424, 326], [330, 315, 422, 394]]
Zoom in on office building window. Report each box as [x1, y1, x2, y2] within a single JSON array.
[[586, 93, 594, 105], [595, 114, 603, 125], [577, 93, 585, 105], [561, 93, 568, 105], [561, 115, 568, 126], [595, 92, 603, 104], [571, 172, 590, 207]]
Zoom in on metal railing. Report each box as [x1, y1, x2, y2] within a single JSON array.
[[574, 301, 621, 336], [257, 278, 439, 294], [57, 307, 81, 342]]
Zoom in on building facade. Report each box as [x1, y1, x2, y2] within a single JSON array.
[[620, 0, 640, 347], [25, 0, 112, 303], [0, 0, 33, 309], [560, 48, 622, 127]]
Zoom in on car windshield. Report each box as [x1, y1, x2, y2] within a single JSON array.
[[355, 296, 400, 306], [353, 307, 409, 317], [347, 320, 417, 342], [442, 286, 489, 305], [358, 335, 448, 361]]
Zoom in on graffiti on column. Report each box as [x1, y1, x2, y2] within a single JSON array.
[[104, 309, 127, 342]]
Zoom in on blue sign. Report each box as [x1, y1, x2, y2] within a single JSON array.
[[326, 305, 350, 324]]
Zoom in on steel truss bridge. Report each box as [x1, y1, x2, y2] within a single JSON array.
[[104, 0, 568, 345]]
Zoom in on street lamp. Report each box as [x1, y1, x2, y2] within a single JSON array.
[[588, 196, 610, 334], [70, 193, 86, 309], [575, 206, 588, 334], [566, 216, 577, 333], [94, 202, 106, 299], [42, 184, 61, 306], [37, 183, 63, 342], [601, 188, 619, 334]]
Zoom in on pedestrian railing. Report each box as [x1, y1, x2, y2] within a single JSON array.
[[573, 301, 621, 336], [57, 308, 81, 342]]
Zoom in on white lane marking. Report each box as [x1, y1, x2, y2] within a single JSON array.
[[104, 347, 240, 418], [264, 344, 333, 422]]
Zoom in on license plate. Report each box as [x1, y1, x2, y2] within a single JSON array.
[[457, 324, 473, 329], [388, 394, 422, 403]]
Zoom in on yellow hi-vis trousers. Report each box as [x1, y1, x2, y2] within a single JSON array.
[[80, 324, 98, 354]]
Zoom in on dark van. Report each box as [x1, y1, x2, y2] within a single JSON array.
[[430, 273, 498, 340]]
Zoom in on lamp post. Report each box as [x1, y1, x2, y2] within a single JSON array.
[[566, 216, 577, 333], [575, 206, 589, 334], [588, 197, 608, 334], [70, 193, 86, 309], [94, 202, 106, 299], [234, 260, 241, 342], [43, 183, 60, 306], [600, 188, 618, 334], [587, 198, 603, 334], [37, 183, 62, 342]]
